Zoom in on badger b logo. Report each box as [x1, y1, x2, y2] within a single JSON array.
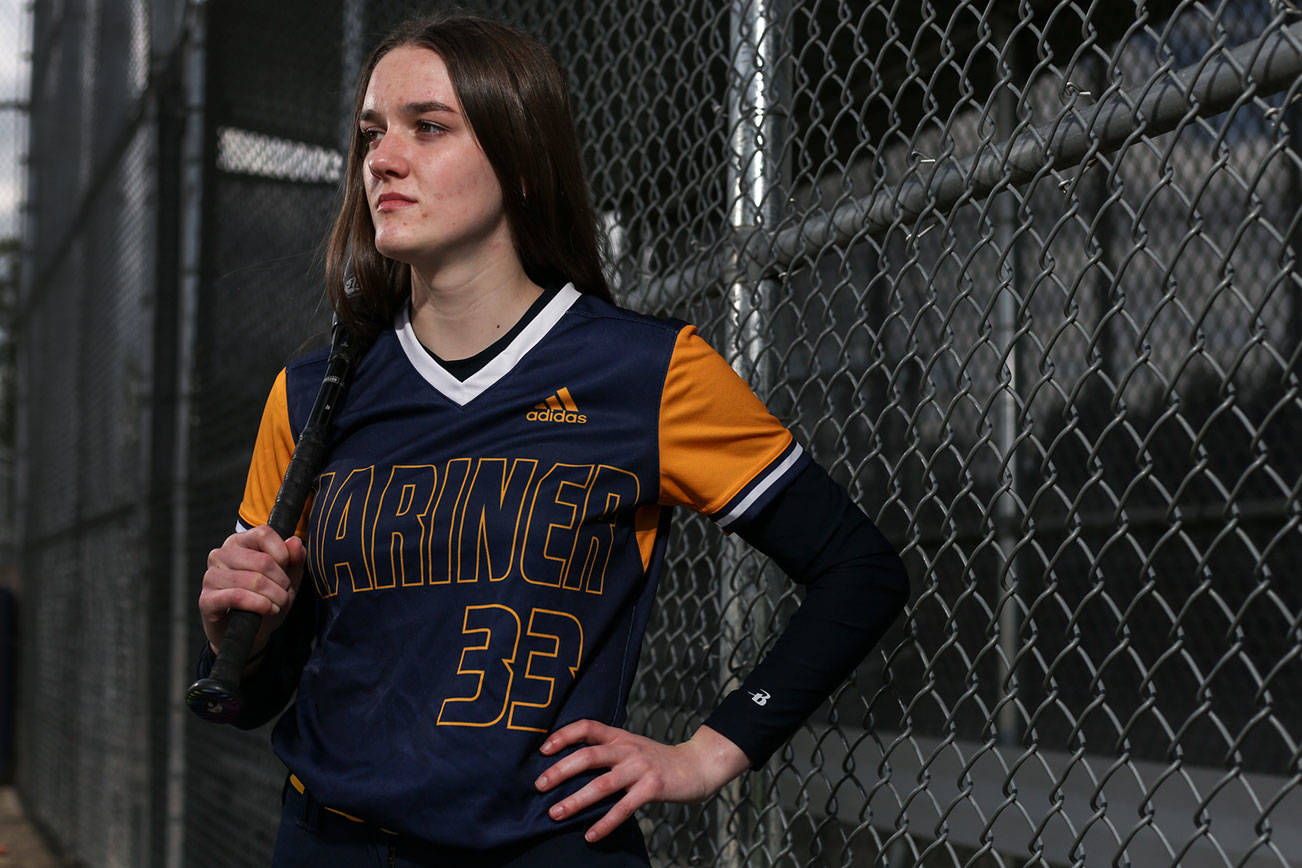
[[527, 387, 587, 424]]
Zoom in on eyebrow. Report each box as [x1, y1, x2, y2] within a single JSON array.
[[360, 101, 458, 123]]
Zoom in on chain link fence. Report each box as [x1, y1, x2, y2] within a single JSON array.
[[12, 0, 1302, 865], [0, 0, 27, 803]]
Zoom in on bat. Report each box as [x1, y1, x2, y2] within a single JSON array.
[[185, 319, 369, 723]]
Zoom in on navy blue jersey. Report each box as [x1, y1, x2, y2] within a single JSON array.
[[235, 286, 809, 847]]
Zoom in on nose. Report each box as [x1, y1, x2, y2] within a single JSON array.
[[366, 134, 408, 180]]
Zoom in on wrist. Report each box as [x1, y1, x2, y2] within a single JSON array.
[[685, 724, 751, 789]]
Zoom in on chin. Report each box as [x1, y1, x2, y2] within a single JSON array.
[[372, 236, 418, 264]]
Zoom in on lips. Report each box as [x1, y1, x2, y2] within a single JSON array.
[[376, 192, 416, 211]]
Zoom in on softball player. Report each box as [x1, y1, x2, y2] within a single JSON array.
[[196, 13, 907, 866]]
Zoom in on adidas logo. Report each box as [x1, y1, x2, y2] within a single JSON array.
[[526, 387, 587, 424]]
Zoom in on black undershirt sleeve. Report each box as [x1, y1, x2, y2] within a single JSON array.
[[700, 461, 909, 767]]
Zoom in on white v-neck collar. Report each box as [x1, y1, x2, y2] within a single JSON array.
[[395, 283, 581, 406]]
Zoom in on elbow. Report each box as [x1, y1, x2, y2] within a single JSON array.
[[872, 548, 910, 620], [868, 541, 908, 591]]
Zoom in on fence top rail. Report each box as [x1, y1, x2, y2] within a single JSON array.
[[640, 18, 1302, 306]]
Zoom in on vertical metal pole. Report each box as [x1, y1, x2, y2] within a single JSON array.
[[992, 12, 1024, 748], [340, 0, 365, 151], [1288, 81, 1302, 364], [71, 3, 95, 854], [717, 0, 787, 864], [12, 0, 36, 811], [1084, 53, 1118, 386], [166, 2, 206, 864]]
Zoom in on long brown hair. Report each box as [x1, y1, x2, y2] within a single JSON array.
[[325, 14, 612, 338]]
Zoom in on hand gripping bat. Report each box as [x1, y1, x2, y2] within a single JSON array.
[[186, 320, 369, 723]]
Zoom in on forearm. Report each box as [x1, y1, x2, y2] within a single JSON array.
[[703, 462, 909, 766], [702, 558, 907, 765]]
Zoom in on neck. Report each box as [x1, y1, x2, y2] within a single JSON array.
[[407, 259, 543, 361]]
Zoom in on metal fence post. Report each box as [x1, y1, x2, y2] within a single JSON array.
[[1288, 67, 1302, 366], [992, 9, 1025, 749], [340, 0, 365, 149], [1084, 51, 1119, 388], [716, 0, 788, 863], [166, 3, 207, 865], [151, 16, 188, 868]]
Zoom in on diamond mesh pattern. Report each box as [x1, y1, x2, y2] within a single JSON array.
[[11, 1, 1302, 866]]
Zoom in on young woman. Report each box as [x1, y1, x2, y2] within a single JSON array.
[[196, 13, 907, 867]]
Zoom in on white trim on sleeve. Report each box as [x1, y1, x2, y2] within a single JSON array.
[[715, 444, 805, 529]]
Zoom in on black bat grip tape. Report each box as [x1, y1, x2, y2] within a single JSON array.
[[186, 324, 363, 724], [185, 430, 329, 724], [206, 611, 261, 690]]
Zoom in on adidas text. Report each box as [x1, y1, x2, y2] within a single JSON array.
[[526, 408, 587, 424]]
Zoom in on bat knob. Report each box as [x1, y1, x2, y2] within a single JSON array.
[[186, 677, 244, 724]]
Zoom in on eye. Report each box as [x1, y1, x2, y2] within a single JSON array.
[[416, 120, 447, 135], [360, 126, 383, 145]]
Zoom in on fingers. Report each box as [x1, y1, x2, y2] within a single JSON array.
[[581, 791, 646, 843], [198, 525, 305, 649], [215, 525, 293, 575], [551, 775, 651, 842], [534, 720, 667, 843], [284, 534, 307, 566], [205, 526, 298, 594], [533, 721, 743, 842], [538, 758, 655, 843], [540, 760, 651, 816], [202, 549, 293, 610], [535, 742, 622, 793], [540, 718, 616, 756], [534, 719, 626, 799], [198, 581, 285, 619], [284, 535, 308, 589]]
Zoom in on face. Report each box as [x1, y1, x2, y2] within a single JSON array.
[[360, 45, 510, 272]]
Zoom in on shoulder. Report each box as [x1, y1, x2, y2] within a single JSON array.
[[281, 345, 330, 405], [277, 328, 395, 428], [285, 344, 331, 376], [282, 326, 394, 386], [559, 292, 695, 373], [567, 292, 688, 339]]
